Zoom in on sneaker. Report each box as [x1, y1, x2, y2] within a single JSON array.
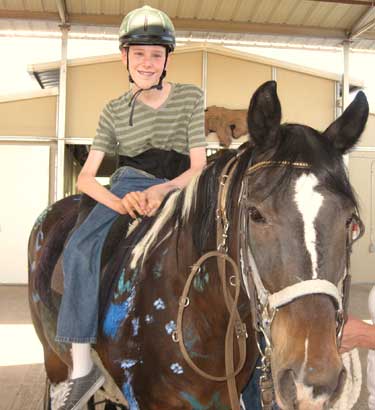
[[53, 364, 105, 410]]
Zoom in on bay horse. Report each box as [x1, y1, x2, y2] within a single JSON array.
[[28, 81, 369, 410]]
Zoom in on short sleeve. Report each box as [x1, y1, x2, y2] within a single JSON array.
[[91, 103, 117, 155], [187, 88, 207, 150]]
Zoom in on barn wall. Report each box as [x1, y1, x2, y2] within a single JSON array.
[[358, 113, 375, 147], [206, 53, 271, 109], [349, 151, 375, 282], [277, 69, 335, 129], [0, 95, 57, 137], [66, 60, 129, 138]]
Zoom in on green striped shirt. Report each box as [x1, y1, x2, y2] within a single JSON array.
[[92, 83, 206, 157]]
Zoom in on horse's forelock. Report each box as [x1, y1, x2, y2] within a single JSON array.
[[254, 124, 358, 208]]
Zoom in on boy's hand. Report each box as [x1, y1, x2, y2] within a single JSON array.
[[143, 184, 171, 216], [121, 191, 147, 218]]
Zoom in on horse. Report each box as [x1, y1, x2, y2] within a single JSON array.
[[28, 81, 369, 410]]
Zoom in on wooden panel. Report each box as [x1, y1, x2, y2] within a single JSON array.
[[66, 60, 128, 139], [0, 96, 56, 137], [167, 51, 202, 87], [277, 68, 335, 131], [207, 53, 271, 109], [349, 152, 375, 283], [358, 113, 375, 148]]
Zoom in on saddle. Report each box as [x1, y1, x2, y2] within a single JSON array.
[[51, 194, 132, 295]]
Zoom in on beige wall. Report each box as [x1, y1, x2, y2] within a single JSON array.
[[349, 152, 375, 283], [207, 53, 271, 109], [167, 51, 202, 87], [277, 69, 335, 130], [0, 96, 57, 137], [66, 60, 128, 138], [358, 113, 375, 147]]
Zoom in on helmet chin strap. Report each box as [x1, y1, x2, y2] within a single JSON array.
[[127, 50, 169, 126]]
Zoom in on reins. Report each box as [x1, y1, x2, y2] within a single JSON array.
[[174, 151, 360, 410]]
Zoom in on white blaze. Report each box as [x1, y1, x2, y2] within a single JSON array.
[[294, 174, 324, 279]]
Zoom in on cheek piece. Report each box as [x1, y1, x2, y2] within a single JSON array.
[[126, 48, 170, 126]]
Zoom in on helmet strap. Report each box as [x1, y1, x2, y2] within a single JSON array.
[[127, 49, 170, 126]]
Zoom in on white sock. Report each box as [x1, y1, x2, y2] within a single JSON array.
[[71, 343, 93, 379]]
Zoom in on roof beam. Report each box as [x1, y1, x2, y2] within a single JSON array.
[[56, 0, 69, 26], [349, 6, 375, 39], [307, 0, 375, 5], [0, 10, 347, 40]]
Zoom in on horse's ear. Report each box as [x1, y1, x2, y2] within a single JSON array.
[[247, 81, 281, 148], [323, 91, 369, 153]]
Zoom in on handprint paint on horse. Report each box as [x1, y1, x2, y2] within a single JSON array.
[[28, 81, 369, 410]]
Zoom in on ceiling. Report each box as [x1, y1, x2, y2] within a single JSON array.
[[1, 0, 375, 50]]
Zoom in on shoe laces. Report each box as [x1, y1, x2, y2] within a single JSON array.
[[50, 380, 73, 409]]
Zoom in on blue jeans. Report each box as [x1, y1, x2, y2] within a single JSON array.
[[56, 167, 166, 343], [242, 335, 279, 410]]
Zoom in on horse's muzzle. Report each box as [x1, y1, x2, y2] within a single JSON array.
[[275, 363, 346, 410]]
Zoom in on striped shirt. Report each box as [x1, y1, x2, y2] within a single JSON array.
[[92, 83, 206, 157]]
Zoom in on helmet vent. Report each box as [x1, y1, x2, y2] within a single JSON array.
[[144, 16, 148, 31]]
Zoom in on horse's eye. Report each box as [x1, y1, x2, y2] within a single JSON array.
[[249, 207, 266, 224]]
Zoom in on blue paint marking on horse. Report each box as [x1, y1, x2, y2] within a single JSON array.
[[115, 269, 133, 299], [132, 317, 140, 336], [32, 292, 40, 303], [170, 362, 184, 374], [122, 373, 140, 410], [183, 326, 208, 359], [152, 261, 162, 279], [120, 359, 138, 370], [103, 287, 136, 340], [165, 320, 176, 335], [35, 230, 44, 251], [120, 360, 139, 410], [193, 271, 210, 293], [153, 298, 166, 310], [145, 314, 154, 324], [180, 391, 228, 410], [33, 206, 52, 229]]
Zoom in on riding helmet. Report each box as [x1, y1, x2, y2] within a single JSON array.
[[119, 5, 176, 51]]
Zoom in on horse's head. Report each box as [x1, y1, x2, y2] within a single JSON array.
[[241, 81, 368, 410]]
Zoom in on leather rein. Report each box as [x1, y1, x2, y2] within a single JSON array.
[[173, 150, 361, 410]]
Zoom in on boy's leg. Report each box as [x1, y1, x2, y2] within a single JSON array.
[[54, 167, 166, 410]]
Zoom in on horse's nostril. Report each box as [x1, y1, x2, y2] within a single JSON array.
[[229, 124, 236, 131]]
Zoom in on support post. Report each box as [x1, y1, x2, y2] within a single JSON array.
[[342, 40, 350, 167], [55, 24, 69, 200]]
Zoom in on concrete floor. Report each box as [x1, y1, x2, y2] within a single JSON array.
[[0, 283, 373, 410]]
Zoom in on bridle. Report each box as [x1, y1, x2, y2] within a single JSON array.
[[174, 149, 363, 410]]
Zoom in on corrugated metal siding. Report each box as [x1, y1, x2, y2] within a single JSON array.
[[1, 0, 375, 50]]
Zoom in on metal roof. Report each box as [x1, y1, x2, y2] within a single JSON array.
[[1, 0, 375, 50]]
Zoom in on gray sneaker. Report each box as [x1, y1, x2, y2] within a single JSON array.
[[54, 364, 105, 410]]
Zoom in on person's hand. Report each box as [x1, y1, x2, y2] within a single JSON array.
[[340, 315, 372, 353], [112, 198, 128, 215], [121, 191, 147, 218], [143, 184, 171, 216]]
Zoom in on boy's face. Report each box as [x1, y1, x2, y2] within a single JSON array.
[[121, 45, 168, 89]]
